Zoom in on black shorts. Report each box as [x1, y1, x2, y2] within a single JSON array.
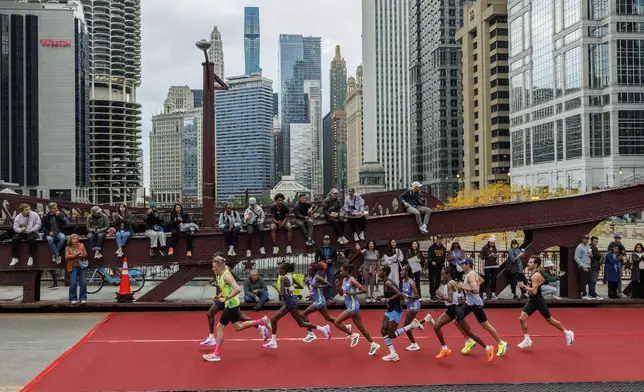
[[284, 296, 299, 311], [457, 304, 487, 324], [208, 301, 225, 314], [522, 299, 551, 319], [445, 305, 461, 320], [219, 307, 242, 326]]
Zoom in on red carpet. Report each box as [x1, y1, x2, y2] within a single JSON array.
[[23, 308, 644, 392]]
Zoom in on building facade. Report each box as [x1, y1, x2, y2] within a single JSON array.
[[346, 66, 364, 191], [305, 80, 324, 198], [244, 7, 260, 75], [331, 110, 347, 191], [330, 45, 347, 112], [322, 111, 333, 194], [363, 0, 411, 191], [215, 74, 274, 202], [164, 86, 194, 113], [509, 0, 644, 192], [290, 122, 313, 190], [208, 25, 224, 78], [181, 111, 202, 207], [192, 89, 203, 108], [0, 1, 90, 201], [457, 0, 510, 193]]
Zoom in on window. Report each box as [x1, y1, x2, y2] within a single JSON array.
[[492, 141, 511, 149], [511, 130, 524, 167], [617, 0, 644, 15], [618, 110, 644, 155], [532, 122, 555, 164], [590, 112, 611, 157], [589, 43, 609, 89], [617, 39, 644, 85], [565, 115, 583, 159]]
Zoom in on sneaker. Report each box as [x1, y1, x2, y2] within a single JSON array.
[[272, 246, 279, 255], [231, 248, 237, 257], [491, 294, 498, 300], [419, 226, 428, 235], [159, 249, 166, 256], [263, 341, 278, 349], [423, 314, 435, 326], [80, 300, 87, 304], [382, 353, 399, 362], [48, 283, 58, 289], [368, 342, 380, 356], [258, 325, 269, 342], [227, 246, 234, 256], [420, 224, 427, 231], [71, 300, 78, 304], [305, 239, 313, 246], [406, 343, 420, 351], [27, 257, 33, 266], [582, 295, 593, 300], [461, 338, 476, 354], [286, 245, 292, 254], [200, 337, 217, 347], [149, 249, 155, 257], [202, 353, 221, 362], [486, 345, 496, 362], [594, 295, 604, 300], [496, 340, 508, 357], [261, 316, 272, 332], [259, 247, 266, 255], [55, 256, 62, 264], [303, 333, 317, 343], [246, 250, 251, 258], [354, 232, 360, 242], [345, 324, 352, 332], [359, 231, 365, 241], [565, 330, 575, 346], [436, 348, 452, 359], [517, 338, 533, 349], [409, 318, 421, 330], [10, 257, 19, 266], [322, 325, 332, 340], [168, 248, 175, 256], [349, 333, 360, 347]]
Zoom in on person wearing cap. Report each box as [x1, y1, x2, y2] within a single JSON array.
[[314, 234, 338, 300], [480, 236, 499, 300], [344, 188, 366, 242], [540, 259, 565, 299], [86, 206, 109, 259], [574, 234, 595, 299], [145, 201, 167, 257], [607, 234, 627, 297], [244, 197, 266, 257], [293, 193, 314, 246], [322, 188, 348, 244], [399, 182, 431, 234]]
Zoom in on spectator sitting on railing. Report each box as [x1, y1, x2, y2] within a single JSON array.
[[344, 188, 366, 242], [112, 204, 133, 258], [218, 203, 242, 257], [270, 193, 292, 255], [86, 206, 109, 259], [169, 203, 194, 257], [399, 182, 430, 235], [42, 202, 67, 266], [322, 189, 348, 245], [293, 193, 315, 247], [9, 203, 41, 267], [243, 269, 269, 311], [541, 259, 565, 300], [314, 235, 338, 301], [244, 197, 266, 257], [145, 201, 167, 257]]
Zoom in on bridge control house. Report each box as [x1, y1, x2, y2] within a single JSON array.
[[0, 1, 90, 202]]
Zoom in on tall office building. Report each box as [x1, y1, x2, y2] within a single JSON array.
[[331, 110, 347, 191], [192, 89, 203, 108], [330, 45, 347, 112], [322, 112, 333, 193], [305, 80, 324, 198], [0, 1, 90, 201], [208, 25, 224, 78], [363, 0, 411, 191], [244, 6, 260, 75], [290, 123, 313, 190], [509, 0, 644, 191], [457, 0, 510, 193], [164, 86, 194, 113], [303, 36, 322, 82], [215, 74, 274, 201], [346, 66, 364, 191]]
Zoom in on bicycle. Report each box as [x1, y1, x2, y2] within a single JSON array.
[[86, 266, 146, 294]]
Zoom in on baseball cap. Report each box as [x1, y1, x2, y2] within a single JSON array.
[[248, 197, 257, 205], [582, 234, 589, 239], [412, 181, 423, 188], [458, 258, 473, 265], [323, 234, 330, 240], [543, 260, 554, 268], [614, 234, 622, 239]]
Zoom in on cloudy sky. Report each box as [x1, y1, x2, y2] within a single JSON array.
[[139, 0, 363, 186]]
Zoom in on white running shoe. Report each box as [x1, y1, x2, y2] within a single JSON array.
[[258, 325, 269, 342], [382, 353, 400, 361], [9, 258, 19, 266], [409, 318, 422, 330], [359, 231, 365, 241], [227, 246, 234, 256], [322, 325, 332, 340], [368, 342, 380, 356], [263, 341, 278, 349], [71, 300, 77, 304], [259, 247, 266, 255], [200, 337, 216, 347], [27, 257, 33, 266], [261, 316, 272, 332], [286, 245, 292, 254], [303, 333, 317, 343], [406, 343, 420, 351], [272, 246, 279, 255], [202, 353, 221, 362], [246, 250, 251, 258], [354, 232, 360, 242], [565, 330, 575, 346], [345, 324, 352, 332], [518, 338, 533, 349], [349, 333, 360, 347]]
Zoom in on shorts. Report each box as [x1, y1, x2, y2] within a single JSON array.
[[284, 296, 299, 310], [407, 300, 421, 312], [345, 298, 360, 314], [312, 300, 326, 310], [208, 301, 225, 314], [385, 310, 402, 324], [458, 304, 487, 324], [522, 299, 552, 319], [219, 307, 241, 326], [445, 304, 461, 320]]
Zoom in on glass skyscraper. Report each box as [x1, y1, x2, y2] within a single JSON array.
[[244, 7, 260, 75], [181, 113, 199, 198], [215, 75, 274, 202]]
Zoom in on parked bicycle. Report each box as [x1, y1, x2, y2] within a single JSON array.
[[86, 267, 146, 294]]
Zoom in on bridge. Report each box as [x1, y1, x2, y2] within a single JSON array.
[[1, 183, 643, 304]]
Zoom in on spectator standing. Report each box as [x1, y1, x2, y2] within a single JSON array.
[[405, 240, 425, 298], [590, 236, 603, 298], [293, 194, 314, 246], [112, 204, 133, 258], [605, 245, 623, 299], [574, 234, 597, 299], [42, 202, 67, 265], [344, 188, 367, 242], [447, 241, 464, 283], [145, 201, 167, 256], [382, 238, 404, 287], [169, 203, 194, 257], [10, 204, 41, 266], [314, 235, 338, 300], [427, 236, 447, 300], [244, 198, 266, 257], [218, 203, 242, 257], [270, 193, 292, 255], [480, 236, 499, 300], [65, 234, 88, 304], [243, 270, 269, 311], [357, 240, 379, 302], [399, 182, 431, 234], [505, 239, 525, 300], [607, 234, 627, 298], [322, 188, 347, 244], [630, 243, 644, 299], [86, 206, 109, 259]]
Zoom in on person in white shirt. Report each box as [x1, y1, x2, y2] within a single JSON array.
[[344, 188, 367, 242], [244, 198, 266, 257], [10, 204, 42, 266]]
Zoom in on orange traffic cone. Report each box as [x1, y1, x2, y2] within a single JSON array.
[[116, 257, 134, 303]]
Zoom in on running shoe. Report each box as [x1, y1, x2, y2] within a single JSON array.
[[349, 333, 360, 347], [517, 338, 533, 348], [436, 348, 452, 359], [323, 325, 332, 340], [303, 332, 317, 343], [565, 330, 574, 346], [202, 353, 221, 362], [263, 341, 278, 349], [410, 318, 422, 330], [345, 324, 352, 332], [406, 343, 420, 351], [496, 340, 508, 357], [368, 342, 380, 356], [199, 337, 217, 347], [461, 338, 476, 354], [382, 353, 399, 362], [423, 313, 435, 326], [261, 316, 272, 332], [486, 345, 496, 362], [258, 325, 269, 342]]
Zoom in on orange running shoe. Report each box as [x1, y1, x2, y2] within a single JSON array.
[[168, 248, 174, 256], [487, 345, 496, 362], [436, 348, 452, 359]]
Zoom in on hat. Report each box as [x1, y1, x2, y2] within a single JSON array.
[[90, 206, 102, 214], [614, 234, 622, 239], [412, 181, 423, 188], [582, 234, 589, 239], [488, 235, 496, 243], [543, 260, 554, 268], [349, 188, 356, 194], [248, 197, 257, 205], [458, 258, 474, 265], [323, 234, 330, 240]]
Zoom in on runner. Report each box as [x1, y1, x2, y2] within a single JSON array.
[[202, 255, 270, 362], [378, 265, 422, 361], [517, 256, 574, 348], [300, 262, 356, 344], [455, 258, 507, 359], [433, 267, 491, 360], [333, 264, 381, 355], [263, 262, 331, 349], [400, 264, 434, 351]]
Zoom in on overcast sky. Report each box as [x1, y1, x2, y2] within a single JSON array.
[[139, 0, 363, 186]]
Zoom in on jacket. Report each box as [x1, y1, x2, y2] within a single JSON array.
[[481, 243, 499, 268], [344, 195, 365, 214], [244, 205, 266, 226], [218, 211, 242, 230], [112, 213, 134, 234], [399, 188, 424, 208], [631, 252, 644, 282], [604, 253, 623, 283], [244, 276, 268, 295], [315, 246, 338, 265], [169, 211, 191, 232], [321, 196, 342, 217], [13, 211, 41, 234], [506, 248, 522, 274], [428, 244, 447, 266], [65, 242, 88, 272], [541, 269, 559, 285], [590, 245, 603, 271], [146, 209, 165, 231], [41, 212, 68, 234], [86, 213, 109, 233], [293, 201, 311, 220]]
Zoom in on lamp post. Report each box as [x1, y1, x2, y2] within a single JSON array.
[[195, 39, 228, 228]]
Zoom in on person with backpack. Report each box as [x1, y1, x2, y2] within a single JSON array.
[[218, 203, 243, 257], [244, 198, 266, 257]]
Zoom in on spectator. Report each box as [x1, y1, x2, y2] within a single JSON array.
[[322, 188, 347, 244], [399, 181, 431, 234], [447, 241, 464, 283], [9, 203, 41, 266], [112, 204, 133, 258], [145, 201, 167, 256], [169, 203, 194, 257], [574, 234, 596, 299], [293, 194, 314, 246], [344, 188, 366, 242], [541, 259, 565, 299], [405, 240, 425, 298], [607, 234, 627, 298], [631, 243, 644, 299], [244, 198, 266, 257], [590, 236, 603, 297], [65, 234, 88, 304], [86, 206, 109, 259], [218, 203, 242, 257], [505, 239, 525, 300], [270, 193, 292, 255], [243, 269, 269, 311], [42, 202, 67, 265], [480, 235, 499, 300], [314, 235, 338, 300], [357, 240, 379, 302], [428, 235, 447, 300], [605, 245, 623, 299], [382, 238, 404, 287]]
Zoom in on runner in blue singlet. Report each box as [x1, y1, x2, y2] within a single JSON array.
[[400, 264, 434, 351]]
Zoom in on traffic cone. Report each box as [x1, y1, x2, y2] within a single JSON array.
[[116, 257, 134, 303]]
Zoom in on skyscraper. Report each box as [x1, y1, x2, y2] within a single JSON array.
[[331, 110, 347, 190], [290, 123, 313, 189], [330, 45, 347, 112], [244, 7, 260, 75], [305, 80, 324, 198], [410, 0, 464, 200], [303, 36, 322, 81], [346, 66, 364, 191], [215, 74, 274, 201], [208, 26, 224, 79], [363, 0, 411, 191], [322, 112, 333, 194]]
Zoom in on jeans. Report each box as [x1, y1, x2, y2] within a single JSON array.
[[325, 216, 345, 238], [579, 267, 598, 297], [347, 216, 366, 234], [323, 265, 336, 299], [244, 291, 269, 309], [429, 263, 442, 296], [11, 232, 37, 257], [542, 282, 559, 297], [145, 230, 166, 248], [246, 223, 265, 248], [46, 232, 66, 257], [295, 219, 313, 239], [87, 232, 106, 251], [170, 230, 194, 252], [223, 226, 241, 247], [406, 206, 431, 227], [482, 267, 499, 297], [116, 231, 131, 247], [69, 266, 88, 302]]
